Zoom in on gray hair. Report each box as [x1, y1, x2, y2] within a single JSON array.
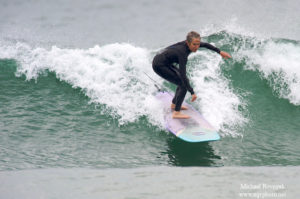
[[186, 31, 201, 43]]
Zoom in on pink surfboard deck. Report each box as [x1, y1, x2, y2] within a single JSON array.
[[156, 91, 220, 142]]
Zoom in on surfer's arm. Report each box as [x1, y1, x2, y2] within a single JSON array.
[[199, 42, 232, 59], [199, 42, 221, 54]]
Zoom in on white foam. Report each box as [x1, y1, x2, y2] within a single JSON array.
[[239, 40, 300, 105], [188, 51, 247, 136], [201, 17, 300, 106], [0, 42, 165, 126], [0, 41, 247, 135]]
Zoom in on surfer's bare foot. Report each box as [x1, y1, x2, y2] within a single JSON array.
[[171, 104, 188, 110], [172, 111, 190, 119]]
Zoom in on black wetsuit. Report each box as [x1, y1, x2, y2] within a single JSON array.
[[152, 40, 220, 111]]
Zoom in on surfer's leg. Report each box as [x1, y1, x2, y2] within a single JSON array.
[[172, 92, 189, 119], [172, 86, 189, 119], [172, 86, 181, 104], [153, 64, 179, 85], [153, 65, 188, 108], [153, 64, 189, 118], [171, 86, 188, 110], [173, 85, 187, 111]]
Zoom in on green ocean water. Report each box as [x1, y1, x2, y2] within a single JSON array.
[[1, 32, 300, 171], [1, 0, 300, 198]]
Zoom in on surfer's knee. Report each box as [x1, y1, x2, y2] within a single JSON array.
[[178, 85, 187, 94]]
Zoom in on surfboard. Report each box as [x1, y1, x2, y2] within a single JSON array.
[[156, 91, 220, 142]]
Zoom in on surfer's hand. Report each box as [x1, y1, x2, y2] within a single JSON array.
[[220, 51, 232, 59], [191, 94, 197, 102]]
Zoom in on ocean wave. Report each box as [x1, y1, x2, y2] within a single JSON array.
[[232, 35, 300, 105], [0, 37, 259, 137]]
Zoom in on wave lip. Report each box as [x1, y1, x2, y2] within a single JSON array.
[[4, 34, 284, 136], [0, 42, 166, 127], [0, 39, 250, 136], [237, 39, 300, 105]]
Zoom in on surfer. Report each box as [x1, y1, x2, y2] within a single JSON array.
[[152, 31, 231, 119]]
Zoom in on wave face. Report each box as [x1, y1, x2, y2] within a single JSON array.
[[238, 39, 300, 105], [1, 29, 300, 169], [0, 34, 251, 136], [1, 30, 300, 135], [0, 42, 165, 126]]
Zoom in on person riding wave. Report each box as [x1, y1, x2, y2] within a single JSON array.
[[152, 31, 231, 119]]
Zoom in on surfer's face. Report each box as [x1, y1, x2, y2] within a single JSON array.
[[187, 38, 201, 52]]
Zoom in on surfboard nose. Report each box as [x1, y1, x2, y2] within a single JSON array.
[[177, 127, 220, 143]]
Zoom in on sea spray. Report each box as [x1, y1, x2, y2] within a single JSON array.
[[0, 42, 165, 126], [188, 51, 247, 137], [237, 39, 300, 105], [0, 40, 249, 136]]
